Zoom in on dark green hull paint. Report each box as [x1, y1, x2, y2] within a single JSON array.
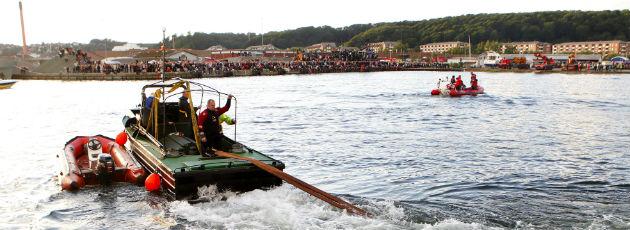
[[123, 122, 285, 199]]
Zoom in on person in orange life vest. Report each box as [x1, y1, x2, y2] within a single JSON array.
[[455, 76, 466, 90], [448, 76, 456, 89], [198, 95, 233, 156], [470, 74, 479, 90]]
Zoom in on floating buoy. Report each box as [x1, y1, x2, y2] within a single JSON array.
[[431, 89, 440, 95], [145, 173, 161, 192], [115, 131, 128, 146]]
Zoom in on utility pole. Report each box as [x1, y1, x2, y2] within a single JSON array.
[[19, 0, 28, 60], [161, 28, 166, 82], [172, 35, 176, 49], [468, 34, 472, 58], [261, 18, 264, 46]]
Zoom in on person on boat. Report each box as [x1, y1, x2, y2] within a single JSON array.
[[198, 95, 233, 156], [178, 91, 191, 118], [470, 74, 478, 90], [219, 114, 236, 134], [454, 76, 466, 90], [145, 96, 155, 109], [447, 76, 455, 89]]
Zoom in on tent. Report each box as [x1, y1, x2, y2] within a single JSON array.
[[102, 57, 134, 65], [610, 56, 629, 64], [103, 60, 122, 65]]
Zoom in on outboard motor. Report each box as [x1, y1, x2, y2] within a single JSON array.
[[86, 138, 115, 184], [96, 154, 115, 185]]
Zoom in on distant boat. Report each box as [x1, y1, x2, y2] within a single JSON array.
[[0, 80, 16, 90]]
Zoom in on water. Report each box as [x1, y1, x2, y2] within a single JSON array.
[[0, 72, 629, 229]]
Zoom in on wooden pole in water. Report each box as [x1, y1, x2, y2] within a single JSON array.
[[19, 1, 28, 60], [215, 150, 370, 216]]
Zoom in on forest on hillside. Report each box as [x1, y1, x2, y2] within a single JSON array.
[[169, 10, 630, 52], [4, 10, 630, 55]]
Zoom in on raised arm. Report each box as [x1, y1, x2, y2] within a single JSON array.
[[217, 95, 233, 115]]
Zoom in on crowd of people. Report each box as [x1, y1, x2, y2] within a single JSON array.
[[60, 49, 435, 76]]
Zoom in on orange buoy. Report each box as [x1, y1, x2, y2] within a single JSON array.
[[115, 131, 128, 146], [145, 173, 161, 192]]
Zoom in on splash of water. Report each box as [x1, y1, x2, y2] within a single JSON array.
[[169, 184, 495, 230]]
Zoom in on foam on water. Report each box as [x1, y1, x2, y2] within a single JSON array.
[[169, 184, 497, 230]]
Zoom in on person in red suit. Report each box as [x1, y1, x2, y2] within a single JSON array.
[[198, 95, 233, 156]]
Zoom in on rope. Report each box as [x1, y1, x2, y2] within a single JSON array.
[[233, 97, 237, 142], [214, 150, 370, 216]]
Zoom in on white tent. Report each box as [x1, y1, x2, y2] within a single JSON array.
[[102, 57, 135, 64], [112, 43, 147, 51]]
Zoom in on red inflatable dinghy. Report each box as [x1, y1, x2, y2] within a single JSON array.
[[448, 86, 485, 97], [431, 86, 485, 97], [58, 135, 145, 191]]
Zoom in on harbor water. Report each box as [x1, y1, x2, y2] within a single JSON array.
[[0, 71, 629, 229]]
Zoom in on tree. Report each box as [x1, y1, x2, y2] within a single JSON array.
[[503, 45, 516, 54], [158, 10, 630, 51]]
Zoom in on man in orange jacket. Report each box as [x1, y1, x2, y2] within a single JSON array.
[[455, 76, 466, 90]]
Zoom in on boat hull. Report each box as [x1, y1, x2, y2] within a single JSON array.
[[124, 124, 284, 199], [431, 86, 484, 97], [0, 80, 16, 90], [59, 135, 145, 191]]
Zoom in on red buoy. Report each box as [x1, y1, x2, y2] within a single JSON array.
[[431, 89, 440, 95], [115, 131, 128, 146], [145, 173, 161, 192]]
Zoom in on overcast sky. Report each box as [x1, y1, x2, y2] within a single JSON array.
[[0, 0, 628, 45]]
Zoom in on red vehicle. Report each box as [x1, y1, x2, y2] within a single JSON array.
[[534, 53, 555, 70], [563, 53, 579, 71], [432, 56, 448, 63], [498, 59, 512, 69]]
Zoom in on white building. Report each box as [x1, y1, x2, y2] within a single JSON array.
[[166, 51, 200, 61], [306, 42, 337, 52], [111, 43, 147, 51], [367, 41, 398, 53], [245, 44, 278, 51], [419, 41, 467, 53], [477, 51, 502, 67], [206, 45, 226, 51]]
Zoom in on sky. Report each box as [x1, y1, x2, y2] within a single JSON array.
[[0, 0, 628, 45]]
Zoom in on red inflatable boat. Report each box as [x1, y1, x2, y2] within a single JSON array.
[[431, 86, 485, 97], [58, 135, 145, 191]]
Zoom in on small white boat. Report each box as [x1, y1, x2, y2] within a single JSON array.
[[0, 80, 16, 90]]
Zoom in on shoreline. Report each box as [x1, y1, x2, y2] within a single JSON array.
[[10, 68, 630, 81]]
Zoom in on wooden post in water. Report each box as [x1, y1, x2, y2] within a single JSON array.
[[19, 1, 28, 60], [214, 150, 370, 216]]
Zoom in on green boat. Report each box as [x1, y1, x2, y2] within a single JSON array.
[[122, 79, 284, 199]]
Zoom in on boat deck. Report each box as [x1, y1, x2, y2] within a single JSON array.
[[131, 129, 280, 173]]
